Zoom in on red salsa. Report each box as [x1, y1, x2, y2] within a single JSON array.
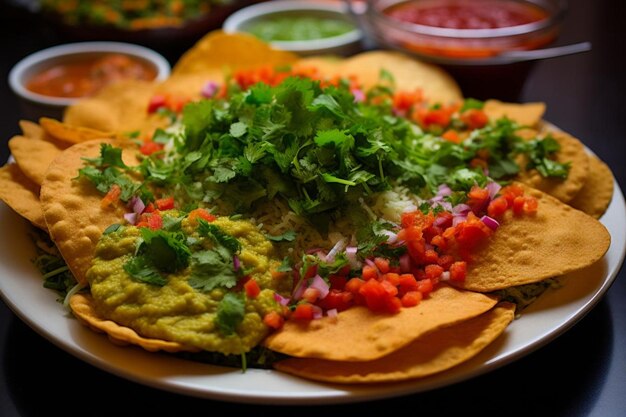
[[26, 53, 157, 98], [385, 0, 549, 29]]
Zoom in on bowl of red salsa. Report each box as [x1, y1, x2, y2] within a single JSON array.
[[9, 41, 171, 120], [356, 0, 567, 99]]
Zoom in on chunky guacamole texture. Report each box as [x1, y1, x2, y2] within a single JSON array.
[[87, 214, 286, 355]]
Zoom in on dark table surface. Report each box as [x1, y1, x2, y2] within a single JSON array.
[[1, 1, 625, 415]]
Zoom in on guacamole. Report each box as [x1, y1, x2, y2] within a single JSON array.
[[87, 212, 287, 355]]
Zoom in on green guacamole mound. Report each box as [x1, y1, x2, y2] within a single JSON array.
[[87, 213, 287, 355]]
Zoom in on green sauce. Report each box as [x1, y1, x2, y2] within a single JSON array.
[[247, 15, 355, 42]]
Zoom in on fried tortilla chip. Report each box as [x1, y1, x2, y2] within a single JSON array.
[[0, 163, 46, 230], [516, 130, 590, 203], [40, 117, 115, 144], [156, 71, 224, 101], [334, 51, 462, 104], [173, 31, 298, 76], [483, 100, 546, 127], [63, 80, 165, 136], [274, 303, 515, 383], [40, 139, 139, 285], [69, 293, 197, 353], [264, 285, 497, 361], [458, 183, 610, 292], [19, 120, 45, 140], [568, 155, 614, 219], [8, 135, 64, 185]]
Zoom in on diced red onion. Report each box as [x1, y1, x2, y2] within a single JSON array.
[[486, 181, 502, 199], [326, 308, 338, 321], [315, 251, 328, 263], [312, 305, 323, 320], [233, 255, 241, 271], [452, 214, 467, 227], [351, 88, 365, 103], [326, 238, 346, 263], [124, 212, 137, 225], [481, 215, 500, 231], [453, 203, 471, 215], [399, 253, 411, 273], [434, 215, 449, 227], [437, 184, 452, 197], [440, 271, 450, 281], [380, 230, 398, 244], [201, 81, 219, 98], [128, 196, 145, 215], [345, 246, 360, 269], [365, 258, 376, 269], [273, 292, 290, 306], [309, 274, 330, 300]]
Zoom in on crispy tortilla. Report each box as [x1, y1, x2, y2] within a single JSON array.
[[274, 303, 515, 383], [63, 80, 166, 136], [516, 130, 590, 203], [40, 117, 115, 144], [569, 154, 614, 218], [173, 31, 299, 76], [0, 163, 46, 230], [483, 100, 546, 127], [314, 50, 462, 104], [40, 139, 139, 285], [264, 285, 498, 361], [70, 293, 197, 353], [8, 135, 65, 186], [458, 183, 610, 292]]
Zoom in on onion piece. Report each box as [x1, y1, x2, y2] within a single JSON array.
[[309, 274, 330, 300], [486, 181, 502, 199], [274, 292, 290, 306], [233, 255, 241, 271], [124, 212, 137, 225], [201, 81, 219, 98], [345, 246, 360, 269], [326, 308, 338, 322], [312, 305, 323, 320], [481, 215, 500, 231], [129, 196, 145, 215], [437, 184, 452, 197], [326, 238, 346, 263]]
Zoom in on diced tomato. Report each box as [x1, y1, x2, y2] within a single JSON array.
[[460, 108, 489, 130], [146, 212, 163, 230], [328, 275, 347, 290], [345, 277, 365, 294], [401, 211, 434, 230], [291, 303, 315, 320], [449, 261, 467, 281], [380, 279, 398, 297], [422, 249, 440, 264], [487, 196, 509, 218], [467, 185, 490, 213], [318, 289, 353, 311], [501, 184, 524, 205], [437, 254, 455, 270], [384, 296, 403, 314], [416, 278, 434, 295], [100, 184, 121, 209], [406, 238, 426, 263], [442, 129, 462, 143], [302, 287, 321, 303], [524, 196, 539, 213], [361, 264, 378, 281], [188, 208, 216, 223], [155, 196, 175, 211], [398, 273, 418, 292], [512, 195, 526, 215], [139, 140, 163, 156], [147, 94, 166, 113], [424, 264, 444, 280], [374, 257, 390, 274], [455, 213, 491, 248], [383, 272, 400, 286], [401, 291, 422, 307], [263, 311, 284, 329], [359, 279, 389, 312], [244, 279, 261, 298], [143, 202, 156, 213]]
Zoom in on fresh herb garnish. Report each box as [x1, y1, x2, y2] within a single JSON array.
[[215, 293, 245, 336]]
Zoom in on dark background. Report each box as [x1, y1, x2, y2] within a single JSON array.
[[1, 0, 625, 415]]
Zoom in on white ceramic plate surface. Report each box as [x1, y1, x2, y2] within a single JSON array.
[[1, 157, 624, 405]]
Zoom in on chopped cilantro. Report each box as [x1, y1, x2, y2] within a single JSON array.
[[123, 255, 167, 286], [265, 230, 297, 242], [215, 293, 245, 336], [197, 220, 242, 254], [138, 228, 191, 273], [188, 248, 238, 292]]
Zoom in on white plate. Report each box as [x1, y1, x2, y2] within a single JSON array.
[[1, 180, 624, 405]]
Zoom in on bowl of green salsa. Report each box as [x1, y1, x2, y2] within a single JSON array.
[[223, 0, 363, 56]]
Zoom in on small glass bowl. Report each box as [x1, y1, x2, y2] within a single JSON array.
[[363, 0, 567, 64]]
